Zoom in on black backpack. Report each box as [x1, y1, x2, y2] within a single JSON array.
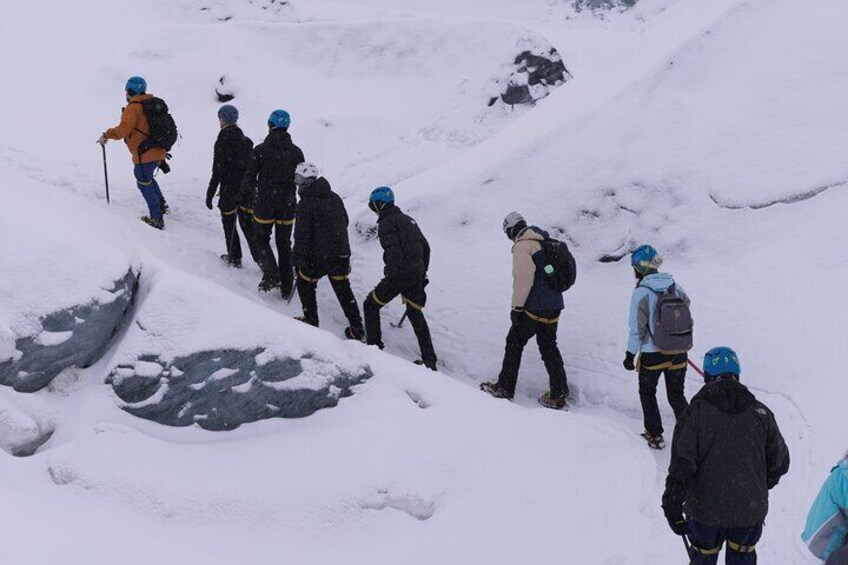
[[134, 97, 178, 158], [540, 238, 577, 292], [643, 283, 693, 353]]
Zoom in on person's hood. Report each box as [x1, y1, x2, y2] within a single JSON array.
[[377, 203, 400, 223], [639, 272, 676, 293], [697, 378, 756, 415], [265, 128, 291, 144], [128, 93, 153, 103], [219, 124, 242, 137], [298, 176, 330, 198], [515, 226, 547, 243]]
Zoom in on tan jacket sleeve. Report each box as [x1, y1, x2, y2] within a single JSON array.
[[511, 240, 537, 309], [105, 104, 138, 140]]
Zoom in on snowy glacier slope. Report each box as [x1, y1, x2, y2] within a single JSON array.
[[1, 0, 846, 563]]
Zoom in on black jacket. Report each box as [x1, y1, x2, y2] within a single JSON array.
[[207, 125, 253, 212], [377, 204, 430, 279], [662, 378, 790, 528], [292, 177, 351, 263], [240, 129, 304, 221]]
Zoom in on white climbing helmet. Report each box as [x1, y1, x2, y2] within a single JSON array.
[[502, 211, 526, 234], [295, 161, 321, 185]]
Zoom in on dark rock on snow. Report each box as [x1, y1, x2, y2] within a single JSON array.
[[215, 75, 236, 102], [573, 0, 638, 11], [0, 270, 139, 392], [492, 49, 572, 107], [109, 349, 372, 431]]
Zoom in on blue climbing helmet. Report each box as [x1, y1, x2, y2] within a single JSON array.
[[631, 244, 662, 275], [217, 104, 238, 124], [703, 346, 741, 380], [268, 109, 291, 130], [125, 76, 147, 96], [368, 186, 395, 212]]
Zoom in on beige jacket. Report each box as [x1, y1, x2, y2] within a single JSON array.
[[511, 228, 544, 309]]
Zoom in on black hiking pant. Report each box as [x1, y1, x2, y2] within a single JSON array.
[[254, 219, 294, 293], [220, 209, 243, 262], [687, 518, 762, 565], [363, 274, 436, 366], [296, 257, 362, 329], [496, 310, 568, 398], [638, 351, 688, 436]]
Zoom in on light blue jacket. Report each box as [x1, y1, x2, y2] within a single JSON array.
[[803, 457, 848, 561], [626, 272, 689, 354]]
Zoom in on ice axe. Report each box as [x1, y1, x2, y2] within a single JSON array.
[[100, 143, 111, 204], [390, 311, 407, 328], [687, 358, 705, 378], [682, 534, 693, 564]]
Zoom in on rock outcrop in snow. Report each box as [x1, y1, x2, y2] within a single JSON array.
[[0, 270, 139, 393], [109, 348, 372, 430], [573, 0, 638, 11], [491, 48, 571, 107]]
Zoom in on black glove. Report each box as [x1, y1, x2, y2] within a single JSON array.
[[667, 515, 688, 536], [205, 195, 214, 210], [510, 308, 525, 325], [623, 351, 636, 371]]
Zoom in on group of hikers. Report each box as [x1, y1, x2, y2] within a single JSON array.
[[98, 77, 846, 564]]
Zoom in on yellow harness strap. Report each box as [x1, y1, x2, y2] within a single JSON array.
[[330, 275, 348, 281], [727, 541, 756, 553], [402, 297, 424, 311], [524, 311, 559, 324], [297, 269, 318, 283], [640, 360, 687, 371], [221, 207, 238, 216], [691, 544, 722, 556], [370, 291, 388, 306]]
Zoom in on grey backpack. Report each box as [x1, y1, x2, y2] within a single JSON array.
[[644, 283, 693, 353]]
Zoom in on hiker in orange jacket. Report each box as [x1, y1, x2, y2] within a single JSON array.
[[98, 76, 169, 229]]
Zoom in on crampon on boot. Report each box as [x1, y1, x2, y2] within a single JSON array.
[[294, 316, 318, 327], [220, 254, 242, 269], [141, 216, 164, 230], [538, 391, 568, 410], [258, 276, 281, 292], [160, 200, 170, 215], [480, 381, 513, 400], [344, 326, 365, 341], [413, 359, 437, 371], [640, 431, 665, 450]]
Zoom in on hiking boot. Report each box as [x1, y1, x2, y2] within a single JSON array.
[[258, 276, 281, 292], [160, 201, 170, 215], [538, 391, 568, 410], [280, 285, 295, 301], [366, 340, 385, 350], [141, 216, 164, 230], [294, 315, 318, 327], [414, 359, 437, 371], [344, 325, 365, 341], [220, 254, 242, 269], [480, 381, 513, 400], [640, 431, 665, 450]]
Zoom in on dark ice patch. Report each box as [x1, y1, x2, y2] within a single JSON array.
[[0, 270, 139, 392], [109, 349, 372, 431]]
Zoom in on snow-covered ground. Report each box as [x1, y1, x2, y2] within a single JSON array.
[[1, 0, 846, 563]]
